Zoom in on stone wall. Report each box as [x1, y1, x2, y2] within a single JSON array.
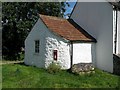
[[45, 36, 70, 69]]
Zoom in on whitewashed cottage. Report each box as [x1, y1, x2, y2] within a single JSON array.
[[25, 1, 120, 73], [25, 14, 96, 69]]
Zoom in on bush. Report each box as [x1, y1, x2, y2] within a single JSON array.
[[47, 61, 61, 74]]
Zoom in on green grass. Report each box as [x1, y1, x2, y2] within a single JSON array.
[[2, 64, 120, 88]]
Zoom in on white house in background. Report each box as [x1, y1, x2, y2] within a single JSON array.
[[118, 11, 120, 55], [25, 14, 96, 69], [114, 10, 120, 55], [70, 2, 113, 72], [113, 9, 120, 55], [70, 2, 120, 73]]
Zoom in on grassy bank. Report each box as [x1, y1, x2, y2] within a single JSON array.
[[2, 64, 120, 88]]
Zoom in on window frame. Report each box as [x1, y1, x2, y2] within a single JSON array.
[[35, 40, 40, 54]]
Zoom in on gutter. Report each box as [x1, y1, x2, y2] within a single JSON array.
[[70, 41, 73, 68], [114, 6, 118, 54]]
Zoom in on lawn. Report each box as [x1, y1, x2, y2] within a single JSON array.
[[2, 63, 120, 88]]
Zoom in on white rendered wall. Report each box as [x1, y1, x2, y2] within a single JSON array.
[[113, 10, 116, 54], [71, 2, 113, 72], [45, 35, 70, 69], [113, 10, 120, 55], [25, 19, 71, 69], [73, 43, 96, 65], [25, 19, 47, 68], [117, 11, 120, 54]]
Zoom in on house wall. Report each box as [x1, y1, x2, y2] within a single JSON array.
[[45, 34, 70, 69], [25, 19, 71, 69], [73, 43, 96, 65], [113, 10, 120, 55], [71, 2, 113, 72], [113, 10, 116, 54], [117, 11, 120, 54], [25, 19, 47, 68]]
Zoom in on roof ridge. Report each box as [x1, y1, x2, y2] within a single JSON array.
[[39, 14, 66, 21]]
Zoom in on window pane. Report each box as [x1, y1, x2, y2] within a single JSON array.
[[35, 40, 39, 53]]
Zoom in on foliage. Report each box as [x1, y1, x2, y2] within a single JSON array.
[[47, 61, 61, 74], [2, 64, 120, 88], [19, 53, 24, 61], [2, 2, 69, 60]]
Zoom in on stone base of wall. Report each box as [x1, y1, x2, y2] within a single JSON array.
[[71, 63, 95, 75], [113, 54, 120, 75]]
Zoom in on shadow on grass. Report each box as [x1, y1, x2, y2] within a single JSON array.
[[118, 77, 120, 89], [113, 54, 120, 89], [14, 61, 30, 67]]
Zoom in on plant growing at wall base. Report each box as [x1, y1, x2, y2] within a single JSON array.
[[47, 61, 61, 74]]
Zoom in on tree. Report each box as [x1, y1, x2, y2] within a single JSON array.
[[2, 2, 69, 60]]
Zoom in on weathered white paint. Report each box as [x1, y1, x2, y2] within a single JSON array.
[[113, 10, 120, 55], [71, 2, 113, 72], [113, 10, 116, 54], [25, 19, 47, 68], [117, 11, 120, 54], [73, 43, 96, 65], [45, 31, 71, 69], [25, 18, 71, 69]]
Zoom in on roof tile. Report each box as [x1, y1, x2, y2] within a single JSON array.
[[39, 14, 96, 42]]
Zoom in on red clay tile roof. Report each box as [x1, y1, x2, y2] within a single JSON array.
[[39, 14, 96, 42]]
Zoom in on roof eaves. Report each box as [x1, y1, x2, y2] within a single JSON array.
[[67, 19, 97, 43], [70, 40, 97, 43]]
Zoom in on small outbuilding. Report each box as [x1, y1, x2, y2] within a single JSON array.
[[24, 14, 96, 69]]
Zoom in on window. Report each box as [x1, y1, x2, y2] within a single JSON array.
[[53, 50, 57, 60], [35, 40, 39, 53]]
